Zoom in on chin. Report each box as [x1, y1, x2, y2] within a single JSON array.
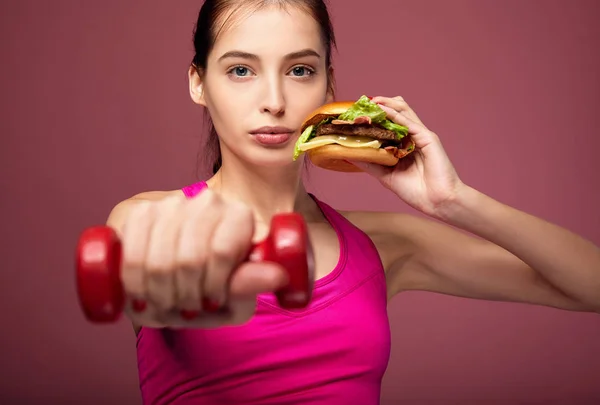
[[242, 145, 302, 170]]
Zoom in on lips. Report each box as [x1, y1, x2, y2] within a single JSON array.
[[249, 126, 295, 146], [249, 126, 294, 135]]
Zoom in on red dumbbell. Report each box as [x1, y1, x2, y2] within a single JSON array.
[[75, 212, 315, 323]]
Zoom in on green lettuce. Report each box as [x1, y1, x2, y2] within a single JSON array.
[[293, 125, 315, 160], [292, 117, 332, 161], [337, 95, 387, 122], [338, 95, 408, 139]]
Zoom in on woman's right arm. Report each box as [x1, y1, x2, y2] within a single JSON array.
[[103, 190, 289, 332]]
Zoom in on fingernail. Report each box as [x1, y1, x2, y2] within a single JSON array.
[[202, 297, 228, 313], [132, 299, 147, 313]]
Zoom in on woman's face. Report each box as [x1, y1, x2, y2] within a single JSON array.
[[190, 5, 333, 169]]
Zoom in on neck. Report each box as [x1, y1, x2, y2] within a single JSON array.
[[205, 158, 316, 227]]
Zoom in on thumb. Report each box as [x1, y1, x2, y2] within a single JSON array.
[[345, 159, 393, 179], [229, 261, 290, 299]]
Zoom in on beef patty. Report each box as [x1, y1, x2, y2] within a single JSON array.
[[315, 124, 400, 143]]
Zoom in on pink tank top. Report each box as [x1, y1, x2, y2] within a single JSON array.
[[136, 181, 391, 404]]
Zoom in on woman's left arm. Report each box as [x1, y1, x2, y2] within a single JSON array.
[[385, 184, 600, 313], [349, 96, 600, 313], [439, 184, 600, 312]]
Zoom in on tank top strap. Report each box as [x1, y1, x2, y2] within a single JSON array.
[[256, 193, 387, 316], [182, 181, 208, 198], [308, 193, 386, 290], [308, 193, 355, 234]]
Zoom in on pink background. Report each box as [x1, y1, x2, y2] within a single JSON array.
[[2, 0, 599, 403]]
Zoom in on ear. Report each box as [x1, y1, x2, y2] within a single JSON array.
[[325, 65, 335, 104], [188, 65, 206, 106]]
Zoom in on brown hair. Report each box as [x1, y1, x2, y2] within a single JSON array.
[[190, 0, 337, 176]]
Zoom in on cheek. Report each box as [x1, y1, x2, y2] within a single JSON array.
[[289, 81, 329, 122], [203, 84, 247, 137]]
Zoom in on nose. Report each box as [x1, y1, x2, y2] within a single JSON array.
[[259, 75, 285, 116]]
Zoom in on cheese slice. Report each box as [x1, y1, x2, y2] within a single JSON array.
[[298, 135, 382, 151]]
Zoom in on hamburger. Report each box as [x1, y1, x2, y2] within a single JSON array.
[[293, 95, 415, 172]]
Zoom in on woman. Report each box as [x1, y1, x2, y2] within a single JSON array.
[[106, 0, 600, 404]]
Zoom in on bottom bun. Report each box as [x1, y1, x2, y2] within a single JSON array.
[[307, 145, 399, 172]]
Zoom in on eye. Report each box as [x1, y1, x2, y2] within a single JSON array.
[[234, 66, 249, 76], [288, 65, 315, 77], [227, 65, 254, 78]]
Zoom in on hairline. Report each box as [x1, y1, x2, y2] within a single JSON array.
[[211, 1, 327, 63]]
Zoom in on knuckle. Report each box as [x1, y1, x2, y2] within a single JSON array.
[[162, 193, 184, 206], [146, 260, 174, 277], [228, 201, 253, 222], [120, 273, 144, 296], [199, 189, 221, 208], [177, 233, 208, 263], [176, 254, 207, 273], [133, 199, 154, 214], [122, 248, 148, 276], [177, 263, 205, 286], [123, 203, 151, 232], [188, 190, 224, 219], [157, 200, 181, 220], [122, 241, 146, 265], [210, 240, 237, 262], [211, 231, 248, 262], [122, 258, 146, 274], [154, 201, 183, 225], [392, 110, 404, 121]]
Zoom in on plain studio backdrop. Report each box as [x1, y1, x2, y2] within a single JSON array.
[[1, 0, 599, 404]]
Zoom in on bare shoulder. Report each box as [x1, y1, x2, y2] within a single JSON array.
[[337, 210, 420, 273]]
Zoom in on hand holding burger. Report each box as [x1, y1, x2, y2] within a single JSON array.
[[296, 95, 467, 220]]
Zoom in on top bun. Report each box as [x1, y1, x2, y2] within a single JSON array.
[[300, 101, 355, 132]]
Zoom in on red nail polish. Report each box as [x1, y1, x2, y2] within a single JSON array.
[[367, 95, 373, 100], [132, 299, 147, 312], [180, 309, 199, 320], [202, 297, 222, 313]]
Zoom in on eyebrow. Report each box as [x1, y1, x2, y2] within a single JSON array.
[[217, 48, 321, 62]]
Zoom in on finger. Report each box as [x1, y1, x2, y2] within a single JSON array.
[[145, 195, 185, 312], [372, 95, 423, 125], [377, 104, 425, 134], [204, 200, 254, 308], [225, 262, 289, 326], [345, 159, 394, 180], [174, 190, 223, 313], [229, 261, 289, 299], [121, 200, 155, 312], [377, 104, 437, 151]]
